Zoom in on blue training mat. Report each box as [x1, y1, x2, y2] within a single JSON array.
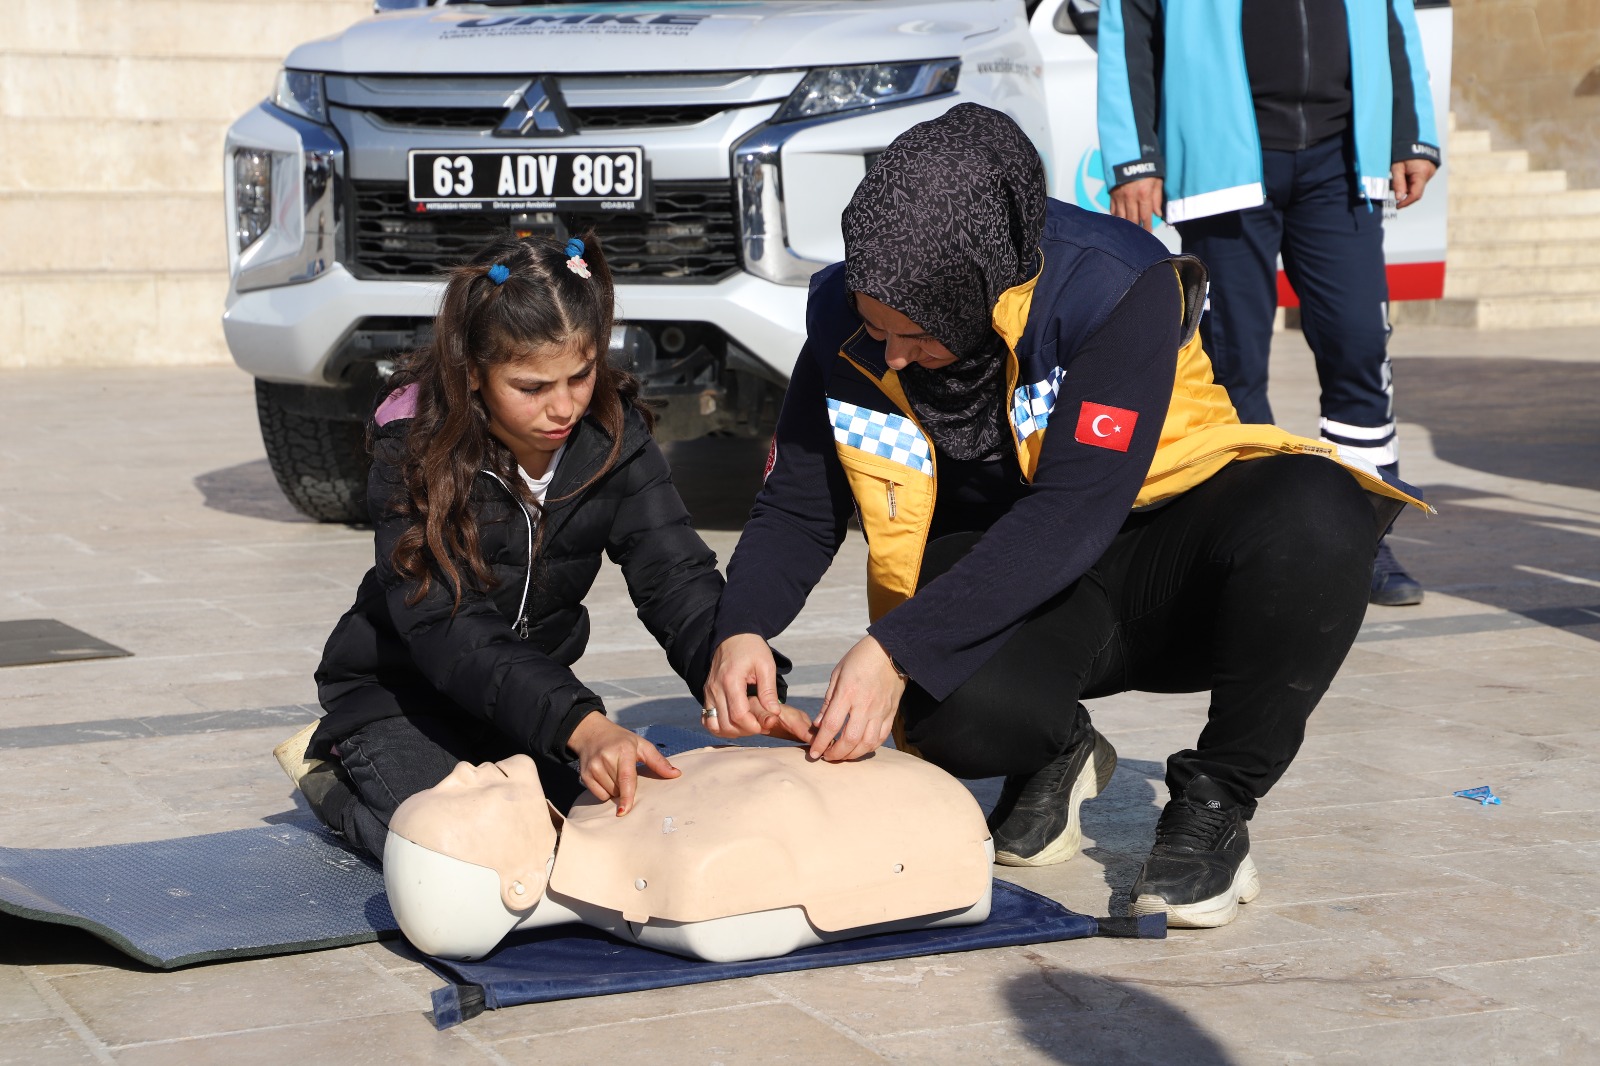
[[0, 820, 395, 969], [421, 725, 1162, 1028], [424, 880, 1163, 1028]]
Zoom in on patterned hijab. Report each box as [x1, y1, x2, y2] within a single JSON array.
[[842, 104, 1047, 461]]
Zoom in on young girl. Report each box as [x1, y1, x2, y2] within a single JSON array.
[[281, 232, 745, 860]]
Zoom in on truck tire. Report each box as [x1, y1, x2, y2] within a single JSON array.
[[254, 380, 372, 524]]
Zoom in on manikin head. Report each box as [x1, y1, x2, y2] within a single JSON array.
[[384, 755, 559, 960]]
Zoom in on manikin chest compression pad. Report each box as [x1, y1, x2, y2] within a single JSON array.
[[551, 745, 992, 930], [0, 724, 1161, 981]]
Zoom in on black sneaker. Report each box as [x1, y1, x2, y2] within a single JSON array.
[[988, 723, 1117, 867], [1370, 539, 1423, 606], [1130, 775, 1260, 928]]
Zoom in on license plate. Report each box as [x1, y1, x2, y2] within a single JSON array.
[[407, 148, 647, 213]]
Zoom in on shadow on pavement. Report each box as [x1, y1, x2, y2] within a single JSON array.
[[0, 911, 154, 973], [1079, 755, 1165, 916], [194, 459, 315, 524], [1397, 357, 1600, 493], [1005, 968, 1237, 1064], [1389, 357, 1600, 642]]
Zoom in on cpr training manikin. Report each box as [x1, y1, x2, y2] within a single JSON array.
[[384, 745, 996, 962]]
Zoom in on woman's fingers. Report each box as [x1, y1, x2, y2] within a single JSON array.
[[614, 758, 637, 816], [581, 759, 614, 805], [704, 635, 777, 737], [636, 741, 680, 781], [752, 653, 785, 726], [768, 703, 817, 744]]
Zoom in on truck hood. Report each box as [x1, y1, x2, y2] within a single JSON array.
[[286, 0, 1007, 75]]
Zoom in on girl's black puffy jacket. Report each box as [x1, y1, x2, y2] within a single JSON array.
[[311, 404, 722, 763]]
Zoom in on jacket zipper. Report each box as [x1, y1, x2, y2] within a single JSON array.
[[885, 480, 898, 520], [1294, 0, 1310, 149], [480, 471, 534, 638]]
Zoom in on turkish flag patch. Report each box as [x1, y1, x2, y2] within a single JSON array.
[[1073, 402, 1138, 452], [763, 436, 778, 481]]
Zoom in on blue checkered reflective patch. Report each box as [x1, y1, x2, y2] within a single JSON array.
[[1012, 367, 1065, 442], [827, 398, 933, 476]]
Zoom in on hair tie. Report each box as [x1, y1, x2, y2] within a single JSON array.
[[486, 263, 511, 285], [564, 238, 591, 280]]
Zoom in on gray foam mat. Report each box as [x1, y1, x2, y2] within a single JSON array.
[[0, 619, 130, 668], [0, 820, 395, 969]]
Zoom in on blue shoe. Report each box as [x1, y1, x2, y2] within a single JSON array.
[[1370, 540, 1423, 606]]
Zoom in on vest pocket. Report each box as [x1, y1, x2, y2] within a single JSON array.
[[835, 447, 934, 620]]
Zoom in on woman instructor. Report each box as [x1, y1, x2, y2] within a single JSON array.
[[703, 105, 1424, 928]]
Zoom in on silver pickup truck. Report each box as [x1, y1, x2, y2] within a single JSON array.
[[224, 0, 1451, 521]]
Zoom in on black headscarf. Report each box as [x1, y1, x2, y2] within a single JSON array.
[[842, 104, 1047, 461]]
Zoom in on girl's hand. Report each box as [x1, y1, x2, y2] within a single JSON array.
[[808, 635, 906, 763], [703, 634, 815, 743], [566, 712, 679, 815]]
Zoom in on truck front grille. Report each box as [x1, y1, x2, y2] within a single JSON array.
[[349, 180, 740, 282], [356, 103, 730, 132]]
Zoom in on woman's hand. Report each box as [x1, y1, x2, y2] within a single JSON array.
[[808, 635, 906, 763], [703, 634, 816, 743], [566, 712, 679, 816]]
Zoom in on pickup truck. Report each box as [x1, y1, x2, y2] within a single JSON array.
[[223, 0, 1451, 521]]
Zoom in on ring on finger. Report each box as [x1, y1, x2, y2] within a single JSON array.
[[701, 706, 718, 720]]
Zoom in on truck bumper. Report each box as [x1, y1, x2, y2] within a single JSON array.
[[223, 266, 811, 387]]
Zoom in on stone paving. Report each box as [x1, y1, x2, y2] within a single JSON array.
[[1, 325, 1597, 1064]]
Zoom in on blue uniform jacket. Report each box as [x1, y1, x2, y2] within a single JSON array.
[[1097, 0, 1441, 222]]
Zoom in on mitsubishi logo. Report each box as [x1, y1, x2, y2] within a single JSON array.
[[495, 77, 573, 137]]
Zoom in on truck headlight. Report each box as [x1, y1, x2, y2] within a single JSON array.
[[272, 69, 328, 125], [233, 149, 273, 252], [773, 60, 960, 122]]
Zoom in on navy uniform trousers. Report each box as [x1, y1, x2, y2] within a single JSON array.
[[1176, 134, 1400, 475]]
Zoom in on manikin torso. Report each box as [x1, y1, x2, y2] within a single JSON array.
[[384, 745, 995, 963]]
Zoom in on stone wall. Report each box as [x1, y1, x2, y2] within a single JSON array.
[[1451, 0, 1600, 188], [1, 0, 371, 368]]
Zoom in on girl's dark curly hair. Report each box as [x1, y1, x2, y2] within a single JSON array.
[[386, 231, 652, 608]]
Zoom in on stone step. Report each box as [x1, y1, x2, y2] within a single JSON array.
[[0, 54, 278, 121], [0, 271, 230, 368], [0, 117, 230, 194], [0, 192, 223, 273], [1390, 294, 1600, 329], [1449, 214, 1600, 243], [1451, 189, 1600, 217], [1444, 265, 1600, 298], [1471, 293, 1600, 329], [1448, 169, 1568, 196], [8, 0, 368, 59], [1446, 148, 1532, 175], [1449, 129, 1493, 154], [1446, 240, 1600, 269]]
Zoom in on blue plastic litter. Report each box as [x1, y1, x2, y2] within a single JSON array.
[[1453, 785, 1503, 806]]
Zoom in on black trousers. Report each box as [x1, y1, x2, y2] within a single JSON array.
[[899, 455, 1382, 808], [325, 713, 583, 860], [1175, 135, 1399, 474]]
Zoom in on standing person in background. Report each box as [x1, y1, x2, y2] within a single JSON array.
[[1098, 0, 1440, 605]]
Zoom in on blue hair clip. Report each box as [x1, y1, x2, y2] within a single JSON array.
[[486, 263, 511, 285], [564, 238, 585, 259]]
